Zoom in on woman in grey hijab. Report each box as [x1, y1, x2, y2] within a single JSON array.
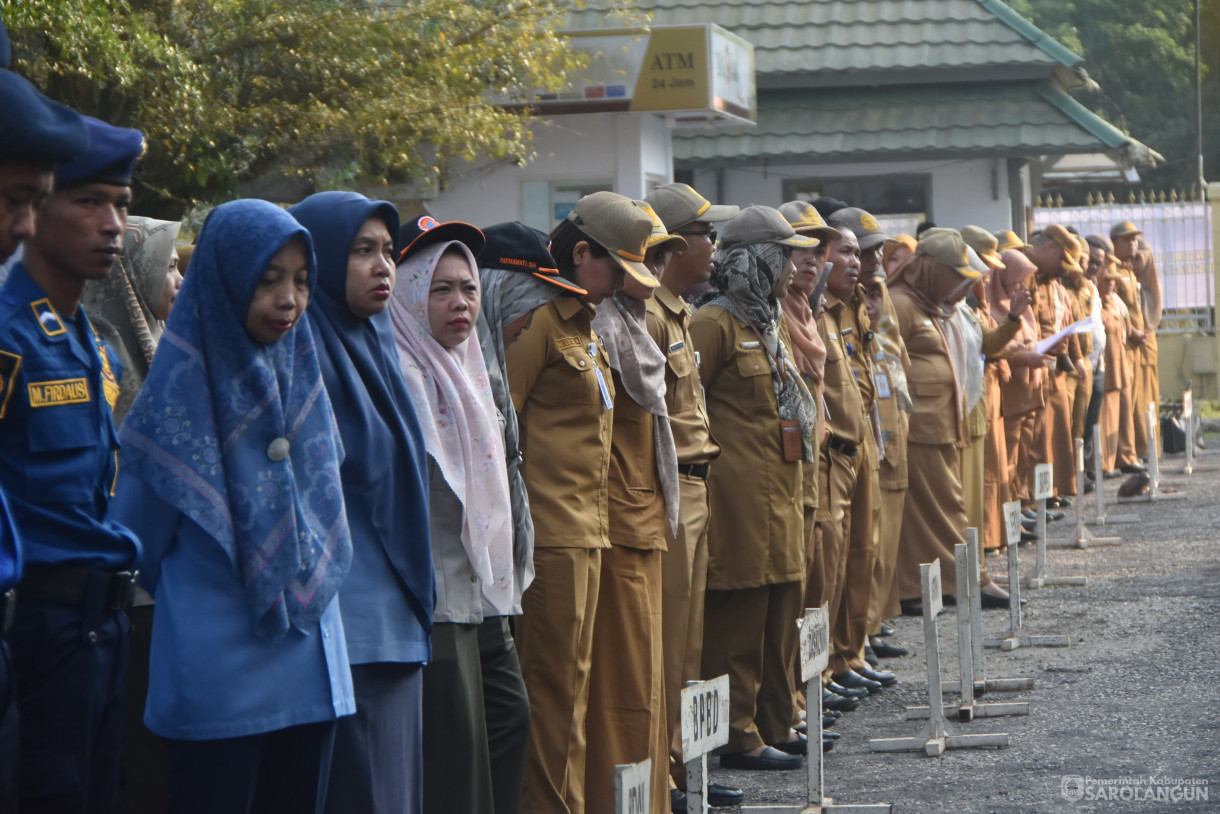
[[82, 215, 181, 424], [474, 221, 586, 814]]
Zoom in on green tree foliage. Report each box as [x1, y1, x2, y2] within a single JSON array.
[[3, 0, 596, 216], [1008, 0, 1220, 190]]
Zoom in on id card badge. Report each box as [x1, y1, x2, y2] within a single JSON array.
[[875, 370, 892, 399], [595, 367, 614, 410]]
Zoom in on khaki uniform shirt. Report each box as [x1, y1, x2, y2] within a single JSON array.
[[1101, 293, 1131, 393], [690, 305, 803, 590], [606, 367, 668, 550], [818, 291, 872, 446], [889, 289, 962, 447], [645, 287, 720, 465], [507, 297, 614, 549], [872, 287, 911, 490]]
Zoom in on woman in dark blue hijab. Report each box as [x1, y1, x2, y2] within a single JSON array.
[[289, 191, 434, 814], [114, 199, 354, 814]]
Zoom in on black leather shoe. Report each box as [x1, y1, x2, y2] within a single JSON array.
[[1046, 508, 1066, 521], [942, 593, 957, 606], [1019, 530, 1038, 545], [1083, 480, 1095, 494], [1119, 463, 1146, 474], [708, 782, 743, 808], [822, 733, 835, 752], [720, 746, 801, 770], [1021, 518, 1036, 532], [980, 590, 1010, 609], [900, 598, 923, 616], [1049, 496, 1073, 509], [1022, 507, 1037, 520], [823, 712, 838, 728], [864, 643, 879, 667], [877, 621, 896, 636], [826, 680, 867, 699], [772, 733, 808, 756], [672, 787, 688, 813], [870, 637, 909, 658], [1104, 469, 1122, 479], [822, 728, 841, 740], [823, 689, 860, 711], [832, 669, 882, 693], [856, 664, 897, 686]]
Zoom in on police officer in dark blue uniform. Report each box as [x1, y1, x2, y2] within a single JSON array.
[[0, 110, 143, 814], [0, 11, 91, 809]]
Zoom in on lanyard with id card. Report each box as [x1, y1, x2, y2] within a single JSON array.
[[874, 350, 892, 399], [590, 342, 613, 410]]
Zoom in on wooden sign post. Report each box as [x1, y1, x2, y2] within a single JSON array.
[[869, 560, 1008, 756], [681, 674, 729, 814], [909, 536, 1029, 722], [744, 607, 890, 813], [940, 533, 1034, 697], [1071, 439, 1119, 551], [614, 758, 651, 814], [986, 501, 1070, 651], [1091, 424, 1140, 525]]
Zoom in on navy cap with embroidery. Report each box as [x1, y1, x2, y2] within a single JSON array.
[[480, 221, 587, 296], [398, 213, 485, 264], [53, 116, 144, 189], [0, 63, 89, 168]]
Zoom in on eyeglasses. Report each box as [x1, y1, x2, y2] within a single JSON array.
[[675, 228, 717, 243]]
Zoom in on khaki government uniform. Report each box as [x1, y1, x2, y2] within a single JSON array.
[[586, 366, 669, 814], [1031, 276, 1082, 498], [690, 304, 804, 755], [1099, 292, 1132, 472], [1062, 275, 1096, 441], [979, 307, 1017, 551], [866, 284, 910, 631], [507, 297, 614, 814], [644, 286, 720, 789], [999, 328, 1044, 507], [890, 289, 967, 601], [816, 288, 879, 676], [1115, 256, 1160, 458], [1133, 250, 1161, 456]]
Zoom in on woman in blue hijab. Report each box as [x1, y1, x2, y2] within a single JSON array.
[[289, 191, 434, 814], [113, 199, 355, 814]]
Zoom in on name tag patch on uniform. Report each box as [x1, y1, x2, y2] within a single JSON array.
[[0, 350, 21, 419], [554, 336, 582, 351], [30, 298, 66, 337], [28, 378, 90, 407], [668, 340, 685, 353], [740, 341, 761, 349]]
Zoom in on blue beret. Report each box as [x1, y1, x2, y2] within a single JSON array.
[[0, 70, 89, 168], [54, 116, 144, 189]]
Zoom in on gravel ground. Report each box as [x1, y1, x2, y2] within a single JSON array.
[[703, 447, 1220, 813]]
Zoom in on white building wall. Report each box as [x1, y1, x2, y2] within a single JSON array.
[[691, 156, 1015, 232], [427, 112, 674, 230]]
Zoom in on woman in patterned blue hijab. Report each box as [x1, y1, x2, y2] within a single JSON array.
[[114, 198, 355, 814]]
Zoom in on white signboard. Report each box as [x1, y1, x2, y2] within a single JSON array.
[[1183, 389, 1193, 420], [1034, 464, 1054, 501], [680, 674, 730, 763], [1003, 500, 1023, 547], [925, 560, 943, 617], [614, 758, 652, 814], [799, 606, 830, 684]]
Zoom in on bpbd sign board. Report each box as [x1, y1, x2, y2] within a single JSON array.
[[500, 24, 756, 126]]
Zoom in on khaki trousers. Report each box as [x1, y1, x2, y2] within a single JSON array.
[[1072, 358, 1093, 440], [1100, 389, 1122, 472], [1133, 354, 1161, 459], [1038, 372, 1076, 497], [817, 438, 879, 675], [959, 434, 991, 584], [983, 416, 1008, 551], [586, 546, 667, 814], [518, 547, 601, 814], [702, 581, 802, 755], [897, 443, 965, 601], [1005, 409, 1037, 505], [868, 486, 906, 634], [1117, 355, 1138, 466], [661, 476, 709, 789]]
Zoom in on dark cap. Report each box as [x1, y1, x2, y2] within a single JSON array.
[[480, 221, 587, 296], [54, 116, 143, 188], [0, 70, 89, 168], [827, 207, 889, 251], [398, 213, 485, 263]]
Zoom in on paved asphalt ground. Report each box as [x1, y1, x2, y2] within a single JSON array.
[[703, 445, 1220, 813]]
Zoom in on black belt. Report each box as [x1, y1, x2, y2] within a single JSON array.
[[825, 435, 859, 458], [677, 463, 710, 480], [19, 566, 140, 613]]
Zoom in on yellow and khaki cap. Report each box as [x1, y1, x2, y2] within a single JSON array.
[[994, 229, 1032, 252], [720, 205, 818, 250], [916, 229, 986, 278], [566, 191, 659, 289], [637, 201, 688, 252], [828, 207, 889, 251], [960, 225, 1005, 271], [1110, 220, 1142, 239], [644, 182, 739, 232], [777, 200, 841, 245], [1041, 223, 1084, 274]]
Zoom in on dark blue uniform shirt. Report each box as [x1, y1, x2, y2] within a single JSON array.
[[0, 264, 139, 570]]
